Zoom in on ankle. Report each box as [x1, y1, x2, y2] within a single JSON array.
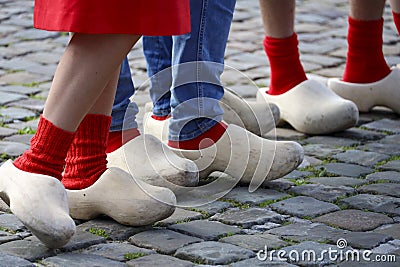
[[106, 128, 141, 153], [168, 122, 227, 150]]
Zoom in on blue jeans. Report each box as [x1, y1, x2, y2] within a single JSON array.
[[110, 58, 138, 131], [112, 0, 236, 141]]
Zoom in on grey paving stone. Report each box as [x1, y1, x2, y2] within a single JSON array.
[[363, 119, 400, 134], [169, 220, 242, 241], [332, 150, 390, 167], [13, 28, 60, 41], [3, 133, 33, 145], [366, 171, 400, 183], [76, 219, 150, 241], [379, 134, 400, 144], [0, 252, 34, 267], [0, 127, 17, 138], [267, 222, 346, 243], [223, 187, 290, 205], [59, 227, 106, 252], [340, 194, 400, 216], [211, 208, 285, 228], [340, 232, 392, 249], [332, 128, 386, 141], [317, 163, 374, 177], [0, 91, 27, 105], [373, 224, 400, 240], [220, 233, 288, 251], [302, 144, 344, 158], [42, 253, 125, 267], [10, 98, 45, 112], [262, 178, 295, 191], [0, 72, 50, 85], [358, 183, 400, 198], [289, 184, 356, 202], [0, 239, 55, 261], [359, 142, 400, 156], [264, 128, 307, 141], [308, 177, 367, 187], [6, 119, 39, 131], [0, 214, 25, 232], [0, 230, 20, 245], [0, 85, 42, 96], [0, 141, 28, 157], [129, 229, 203, 254], [126, 254, 194, 267], [270, 196, 340, 219], [313, 209, 394, 231], [379, 160, 400, 172], [157, 208, 204, 226], [189, 201, 233, 216], [282, 170, 314, 179], [302, 136, 361, 147], [231, 257, 297, 267], [83, 243, 155, 262], [174, 241, 255, 265], [0, 107, 36, 122]]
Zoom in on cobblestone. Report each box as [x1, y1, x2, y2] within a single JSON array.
[[1, 0, 400, 265]]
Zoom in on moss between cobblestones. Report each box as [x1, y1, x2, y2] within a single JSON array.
[[16, 126, 36, 135], [188, 208, 210, 218], [374, 155, 400, 171], [124, 252, 147, 260], [258, 195, 292, 208], [0, 226, 16, 234], [29, 94, 46, 100], [0, 153, 13, 161], [88, 228, 110, 239], [219, 199, 250, 209]]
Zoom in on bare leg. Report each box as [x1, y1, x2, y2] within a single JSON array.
[[390, 0, 400, 13], [43, 33, 140, 132], [350, 0, 386, 20], [258, 0, 295, 38]]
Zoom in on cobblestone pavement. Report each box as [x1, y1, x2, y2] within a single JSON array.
[[1, 0, 400, 266]]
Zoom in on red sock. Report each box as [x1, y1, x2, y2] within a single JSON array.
[[151, 114, 171, 121], [13, 116, 75, 180], [393, 11, 400, 35], [343, 17, 390, 83], [263, 33, 307, 95], [62, 114, 111, 190], [168, 122, 227, 150], [106, 128, 141, 153]]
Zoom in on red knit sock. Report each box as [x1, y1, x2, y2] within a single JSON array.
[[13, 116, 75, 180], [151, 114, 171, 121], [168, 122, 227, 150], [393, 11, 400, 35], [343, 17, 390, 83], [62, 114, 111, 190], [263, 33, 307, 95], [106, 128, 141, 153]]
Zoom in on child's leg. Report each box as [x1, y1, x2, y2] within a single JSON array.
[[3, 33, 139, 248]]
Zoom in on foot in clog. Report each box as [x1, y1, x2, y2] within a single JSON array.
[[0, 160, 75, 248], [257, 80, 359, 134], [220, 88, 279, 136], [66, 167, 176, 226], [144, 87, 280, 137], [107, 134, 199, 189], [328, 67, 400, 114], [170, 124, 303, 187]]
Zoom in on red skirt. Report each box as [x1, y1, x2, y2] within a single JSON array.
[[34, 0, 190, 35]]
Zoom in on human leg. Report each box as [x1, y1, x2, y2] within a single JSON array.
[[328, 0, 400, 114], [107, 37, 199, 188], [0, 33, 176, 247], [390, 0, 400, 34], [107, 58, 140, 153], [144, 0, 303, 190], [256, 0, 358, 134]]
